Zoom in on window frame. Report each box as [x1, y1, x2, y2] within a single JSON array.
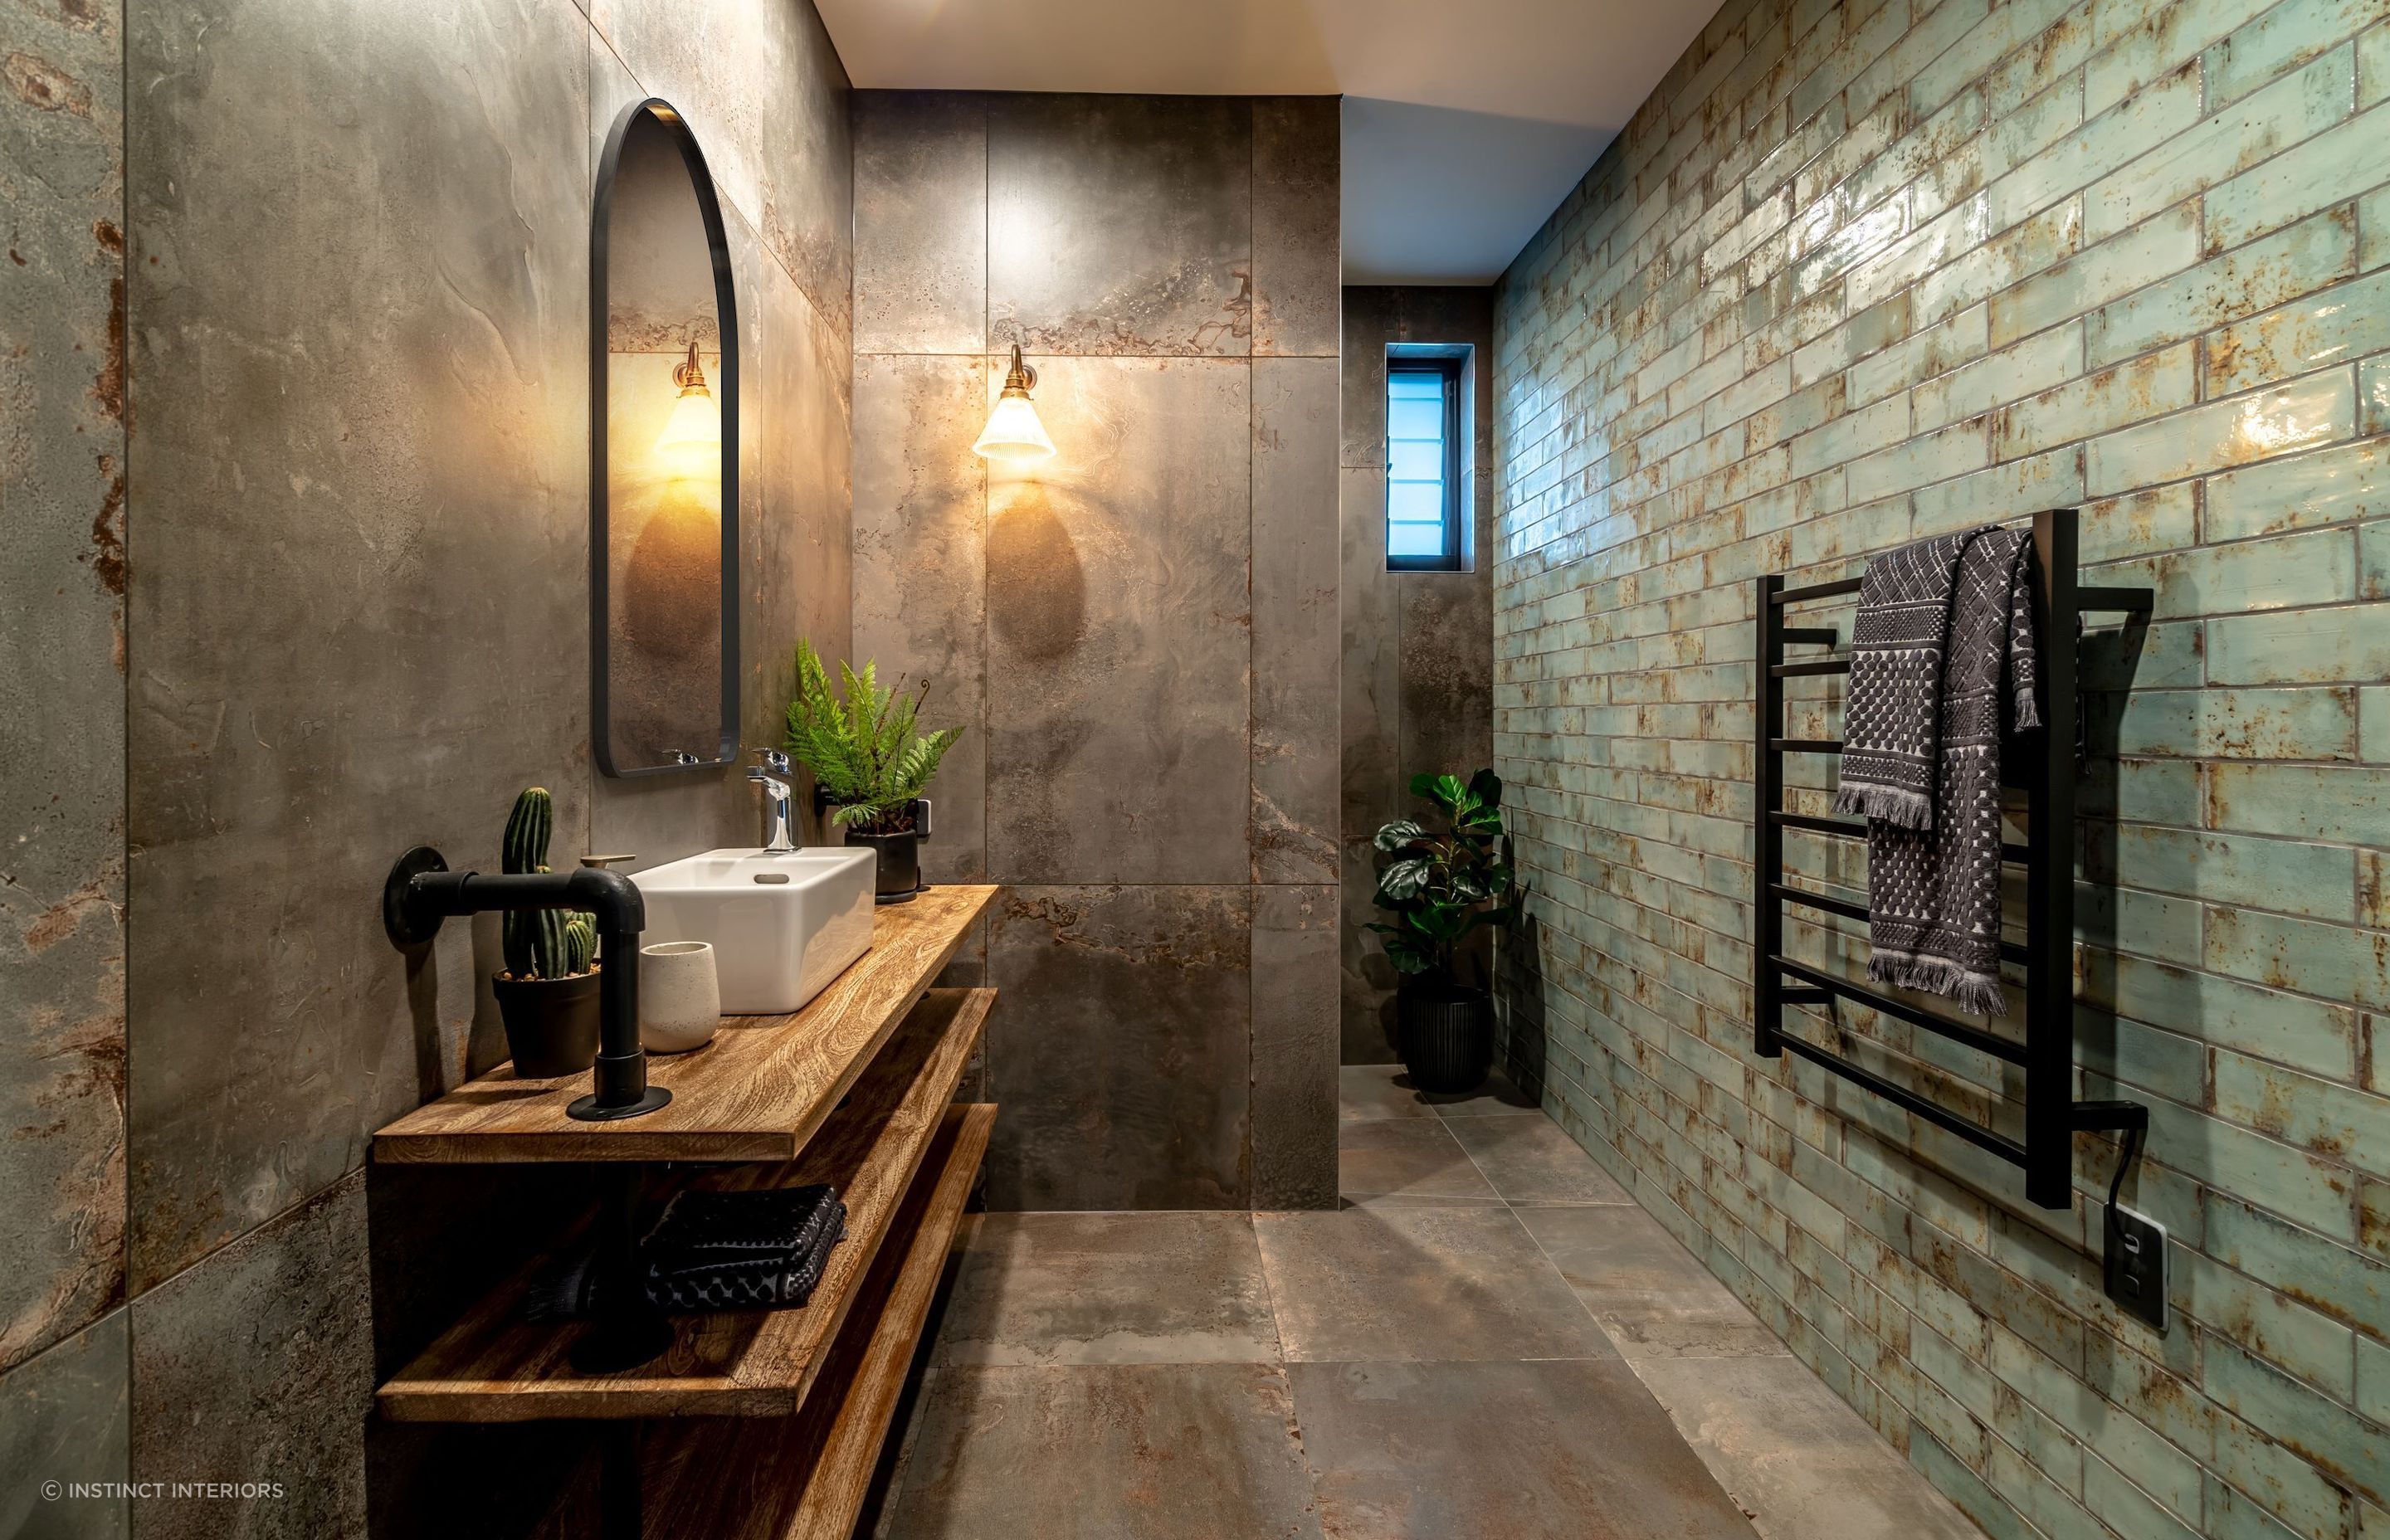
[[1383, 353, 1466, 573]]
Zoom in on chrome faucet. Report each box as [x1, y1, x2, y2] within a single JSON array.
[[748, 748, 800, 854]]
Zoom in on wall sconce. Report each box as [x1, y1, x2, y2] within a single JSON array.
[[653, 340, 722, 461], [973, 344, 1055, 462]]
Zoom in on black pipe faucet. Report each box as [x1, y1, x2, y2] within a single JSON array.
[[382, 846, 671, 1121]]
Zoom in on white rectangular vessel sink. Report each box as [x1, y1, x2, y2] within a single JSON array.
[[630, 848, 877, 1016]]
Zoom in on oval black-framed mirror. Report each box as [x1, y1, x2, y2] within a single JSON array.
[[592, 97, 739, 777]]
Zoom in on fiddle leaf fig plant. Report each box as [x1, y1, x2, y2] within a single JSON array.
[[1367, 769, 1518, 985], [783, 640, 963, 836]]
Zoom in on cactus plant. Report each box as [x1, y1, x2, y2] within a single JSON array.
[[499, 787, 595, 980]]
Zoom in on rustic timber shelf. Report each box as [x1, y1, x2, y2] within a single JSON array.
[[373, 884, 997, 1165], [378, 984, 992, 1422], [637, 1103, 995, 1540]]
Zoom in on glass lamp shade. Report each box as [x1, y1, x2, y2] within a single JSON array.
[[654, 387, 721, 457], [973, 392, 1055, 461]]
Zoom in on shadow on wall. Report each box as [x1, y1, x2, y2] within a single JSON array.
[[1495, 910, 1549, 1104], [986, 484, 1087, 665]]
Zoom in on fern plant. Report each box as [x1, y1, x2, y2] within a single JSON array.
[[783, 640, 963, 836]]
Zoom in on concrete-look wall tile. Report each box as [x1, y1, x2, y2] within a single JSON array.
[[593, 0, 852, 334], [988, 95, 1251, 357], [985, 886, 1252, 1209], [1340, 465, 1402, 1063], [1251, 97, 1339, 358], [852, 92, 986, 355], [0, 1313, 129, 1538], [0, 0, 128, 1372], [1400, 569, 1496, 784], [129, 1173, 371, 1540], [985, 357, 1251, 884], [125, 0, 594, 1289], [1252, 885, 1339, 1210], [853, 353, 988, 882], [1252, 358, 1340, 885]]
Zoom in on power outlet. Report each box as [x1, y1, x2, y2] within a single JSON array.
[[2105, 1206, 2168, 1331]]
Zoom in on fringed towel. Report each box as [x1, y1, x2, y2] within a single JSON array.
[[1861, 528, 2041, 1016], [1832, 529, 1980, 829]]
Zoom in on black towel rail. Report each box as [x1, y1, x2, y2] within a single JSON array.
[[1752, 507, 2153, 1210]]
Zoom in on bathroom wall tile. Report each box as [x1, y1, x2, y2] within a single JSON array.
[[852, 92, 987, 355], [2205, 269, 2390, 396], [0, 1313, 129, 1538], [1252, 358, 1340, 885], [984, 886, 1253, 1209], [984, 357, 1251, 885], [852, 353, 988, 882], [1251, 97, 1339, 358], [129, 1172, 372, 1540], [125, 0, 595, 1289], [2202, 438, 2389, 542], [987, 95, 1251, 357], [593, 0, 853, 334], [885, 1363, 1321, 1540], [1251, 885, 1340, 1211], [1341, 467, 1402, 1063], [1400, 567, 1496, 784], [1290, 1359, 1762, 1540], [0, 0, 129, 1373], [1495, 0, 2390, 1528], [2086, 208, 2358, 371]]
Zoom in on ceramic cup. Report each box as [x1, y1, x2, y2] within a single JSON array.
[[638, 941, 720, 1053]]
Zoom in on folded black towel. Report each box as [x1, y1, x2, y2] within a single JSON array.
[[524, 1184, 847, 1321], [644, 1185, 847, 1312]]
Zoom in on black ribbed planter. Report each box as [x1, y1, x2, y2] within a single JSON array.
[[1397, 980, 1494, 1094]]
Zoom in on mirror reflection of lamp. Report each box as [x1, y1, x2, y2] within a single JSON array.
[[973, 344, 1056, 462], [653, 339, 721, 470]]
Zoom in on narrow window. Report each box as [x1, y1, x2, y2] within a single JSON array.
[[1385, 356, 1464, 572]]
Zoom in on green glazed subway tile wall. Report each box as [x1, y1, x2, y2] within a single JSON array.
[[1488, 0, 2390, 1536]]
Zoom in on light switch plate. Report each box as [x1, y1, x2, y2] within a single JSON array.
[[2105, 1206, 2168, 1331]]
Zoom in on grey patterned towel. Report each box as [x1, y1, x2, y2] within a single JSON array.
[[1863, 529, 2041, 1016], [1832, 529, 1982, 829]]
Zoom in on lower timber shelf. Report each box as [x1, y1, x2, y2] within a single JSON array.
[[374, 987, 993, 1423], [637, 1102, 995, 1540]]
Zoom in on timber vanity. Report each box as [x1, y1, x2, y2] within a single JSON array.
[[373, 883, 999, 1538]]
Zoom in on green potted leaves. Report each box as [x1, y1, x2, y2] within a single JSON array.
[[783, 641, 963, 903], [491, 787, 602, 1078], [1368, 770, 1519, 1093]]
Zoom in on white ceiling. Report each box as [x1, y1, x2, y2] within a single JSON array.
[[816, 0, 1724, 285]]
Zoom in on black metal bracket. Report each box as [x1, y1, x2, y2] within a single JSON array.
[[1751, 509, 2153, 1211]]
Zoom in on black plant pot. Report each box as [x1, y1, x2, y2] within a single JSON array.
[[846, 828, 922, 903], [492, 970, 602, 1079], [1397, 979, 1494, 1094], [841, 798, 931, 904]]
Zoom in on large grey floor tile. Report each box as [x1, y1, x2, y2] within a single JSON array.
[[934, 1211, 1280, 1365], [885, 1362, 1324, 1539], [1290, 1359, 1760, 1539], [1338, 1120, 1502, 1208], [1339, 1063, 1436, 1121], [1516, 1205, 1789, 1360], [1633, 1356, 1984, 1540], [1444, 1114, 1632, 1204], [1255, 1206, 1613, 1363], [1422, 1067, 1540, 1117]]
